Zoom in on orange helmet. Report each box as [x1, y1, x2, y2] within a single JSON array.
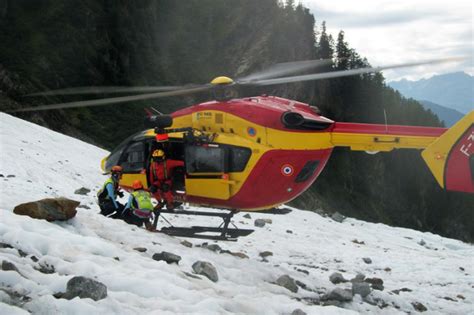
[[111, 165, 123, 173], [132, 180, 143, 190], [155, 133, 169, 142]]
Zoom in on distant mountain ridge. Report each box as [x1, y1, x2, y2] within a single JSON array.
[[389, 72, 473, 114], [419, 100, 463, 127]]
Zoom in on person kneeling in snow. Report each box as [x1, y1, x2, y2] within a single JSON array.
[[121, 180, 155, 231], [97, 165, 125, 218]]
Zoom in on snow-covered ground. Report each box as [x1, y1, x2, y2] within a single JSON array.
[[0, 112, 473, 315]]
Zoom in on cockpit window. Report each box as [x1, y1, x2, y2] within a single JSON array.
[[105, 131, 148, 172], [121, 141, 146, 172], [186, 146, 227, 173]]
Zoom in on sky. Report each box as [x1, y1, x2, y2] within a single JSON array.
[[300, 0, 473, 81]]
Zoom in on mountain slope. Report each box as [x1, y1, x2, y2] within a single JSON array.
[[389, 72, 473, 114], [1, 114, 473, 314], [419, 100, 464, 127]]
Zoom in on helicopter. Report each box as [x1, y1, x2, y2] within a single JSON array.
[[11, 58, 473, 239]]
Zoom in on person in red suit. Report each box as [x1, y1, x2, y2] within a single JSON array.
[[149, 135, 184, 210]]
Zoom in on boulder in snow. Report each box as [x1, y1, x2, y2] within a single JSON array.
[[13, 197, 79, 221], [259, 251, 273, 258], [329, 272, 347, 284], [74, 187, 91, 195], [352, 281, 371, 297], [243, 213, 251, 219], [412, 301, 427, 312], [331, 212, 345, 223], [365, 277, 384, 291], [63, 276, 107, 301], [323, 287, 353, 302], [362, 257, 372, 264], [275, 275, 298, 293], [1, 260, 19, 273], [291, 309, 307, 315], [152, 251, 181, 264], [254, 219, 266, 227], [192, 261, 218, 282]]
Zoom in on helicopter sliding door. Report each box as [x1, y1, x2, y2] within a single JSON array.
[[184, 144, 231, 200]]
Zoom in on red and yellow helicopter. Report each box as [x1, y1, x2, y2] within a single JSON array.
[[13, 58, 473, 239]]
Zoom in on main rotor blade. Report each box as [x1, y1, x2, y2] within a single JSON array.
[[237, 58, 333, 83], [9, 85, 211, 113], [251, 56, 468, 86], [27, 86, 182, 96]]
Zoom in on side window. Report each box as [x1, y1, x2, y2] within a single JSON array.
[[105, 144, 127, 171], [185, 146, 227, 173], [228, 146, 251, 172], [121, 142, 146, 172]]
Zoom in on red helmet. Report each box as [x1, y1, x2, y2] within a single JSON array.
[[111, 165, 123, 173], [132, 180, 143, 190], [155, 133, 169, 142]]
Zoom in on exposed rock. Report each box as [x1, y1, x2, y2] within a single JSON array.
[[74, 187, 90, 195], [323, 288, 353, 302], [351, 239, 365, 245], [13, 197, 79, 221], [192, 261, 218, 282], [133, 247, 147, 253], [0, 242, 13, 249], [276, 275, 298, 293], [254, 219, 266, 227], [30, 256, 39, 262], [259, 251, 273, 258], [286, 230, 293, 234], [457, 294, 465, 300], [296, 268, 309, 275], [77, 204, 91, 209], [152, 251, 181, 264], [1, 260, 19, 273], [114, 257, 120, 261], [35, 262, 55, 274], [180, 240, 193, 248], [418, 239, 426, 246], [262, 218, 272, 224], [203, 244, 222, 252], [352, 281, 371, 297], [350, 273, 366, 283], [243, 213, 251, 219], [329, 272, 347, 284], [392, 288, 412, 295], [63, 276, 107, 301], [412, 302, 427, 312], [227, 251, 249, 259], [7, 174, 15, 178], [362, 257, 372, 264], [331, 212, 345, 223], [291, 309, 307, 315], [365, 277, 384, 291]]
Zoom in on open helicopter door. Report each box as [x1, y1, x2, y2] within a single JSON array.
[[184, 144, 231, 200]]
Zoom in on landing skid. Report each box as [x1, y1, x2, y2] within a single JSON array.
[[154, 209, 254, 241]]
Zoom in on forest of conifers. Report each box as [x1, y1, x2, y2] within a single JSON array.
[[1, 0, 472, 241]]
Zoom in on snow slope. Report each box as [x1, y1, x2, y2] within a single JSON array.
[[1, 112, 473, 315]]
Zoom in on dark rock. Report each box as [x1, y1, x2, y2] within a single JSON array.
[[152, 251, 181, 264], [7, 174, 15, 178], [0, 174, 3, 177], [276, 275, 298, 293], [291, 309, 307, 315], [457, 294, 465, 300], [254, 219, 266, 227], [259, 251, 273, 258], [412, 302, 427, 312], [351, 239, 365, 245], [203, 244, 222, 252], [286, 230, 293, 234], [30, 256, 39, 262], [114, 257, 120, 261], [63, 276, 107, 301], [1, 260, 19, 273], [35, 262, 55, 274], [392, 288, 412, 295], [17, 249, 27, 257], [13, 197, 79, 221], [384, 267, 392, 272], [74, 187, 91, 195], [77, 204, 91, 209], [133, 247, 147, 253], [0, 242, 13, 249], [192, 261, 218, 282], [329, 272, 347, 284], [323, 288, 353, 302], [243, 213, 251, 219], [180, 240, 193, 248], [365, 277, 384, 291], [362, 257, 372, 264], [350, 273, 366, 283], [296, 268, 309, 275], [228, 251, 249, 259], [418, 239, 426, 246], [352, 281, 371, 297], [331, 212, 345, 223]]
